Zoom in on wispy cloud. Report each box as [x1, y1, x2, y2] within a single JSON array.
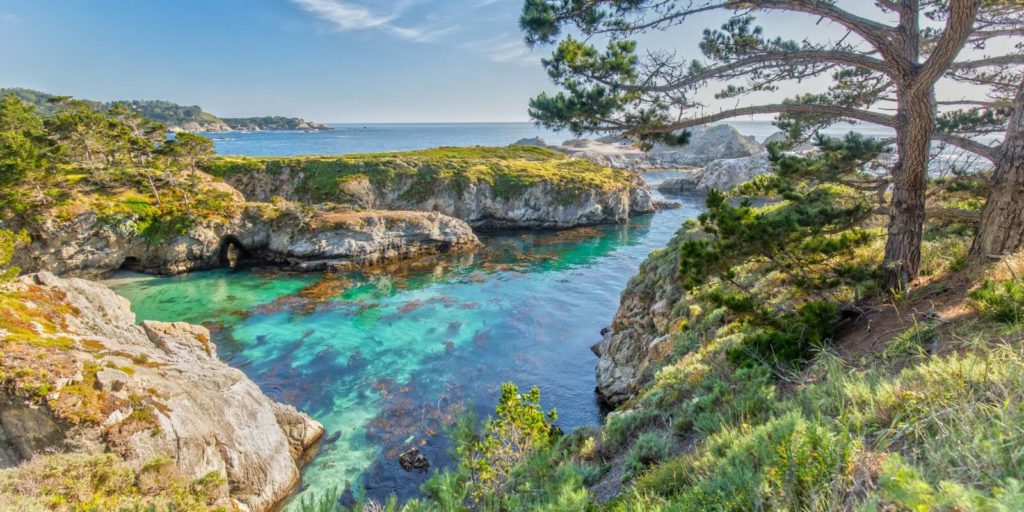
[[469, 35, 540, 66], [0, 13, 22, 24], [291, 0, 453, 42]]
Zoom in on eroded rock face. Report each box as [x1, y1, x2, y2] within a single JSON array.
[[555, 125, 765, 170], [4, 273, 324, 512], [226, 171, 655, 230], [594, 233, 688, 405], [657, 154, 773, 193], [11, 206, 480, 278], [381, 180, 655, 230]]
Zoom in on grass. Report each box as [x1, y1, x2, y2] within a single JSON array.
[[972, 278, 1024, 325], [624, 432, 673, 480], [203, 146, 637, 207], [0, 453, 228, 511]]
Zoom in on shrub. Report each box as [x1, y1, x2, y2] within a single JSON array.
[[971, 279, 1024, 325], [727, 300, 838, 368], [632, 412, 854, 511], [624, 432, 673, 480], [601, 408, 662, 449], [0, 228, 28, 281], [881, 320, 936, 361], [459, 383, 558, 505]]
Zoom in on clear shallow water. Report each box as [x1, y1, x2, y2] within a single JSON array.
[[109, 170, 703, 504]]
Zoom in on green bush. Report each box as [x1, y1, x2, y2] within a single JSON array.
[[971, 279, 1024, 324], [632, 412, 853, 511], [881, 320, 936, 361], [624, 432, 673, 480], [727, 300, 838, 368], [601, 408, 662, 449]]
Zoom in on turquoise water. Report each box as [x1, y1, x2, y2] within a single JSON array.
[[108, 172, 704, 504]]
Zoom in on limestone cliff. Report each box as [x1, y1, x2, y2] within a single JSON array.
[[0, 273, 324, 511], [11, 204, 480, 278], [208, 146, 656, 230]]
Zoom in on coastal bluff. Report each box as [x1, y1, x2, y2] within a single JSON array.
[[208, 146, 655, 230], [13, 205, 480, 277], [7, 146, 657, 278], [0, 272, 324, 511]]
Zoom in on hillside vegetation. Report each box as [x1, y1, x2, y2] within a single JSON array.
[[205, 145, 639, 207], [0, 87, 329, 132], [290, 136, 1024, 512]]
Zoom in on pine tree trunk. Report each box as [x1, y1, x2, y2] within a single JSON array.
[[969, 83, 1024, 261], [969, 151, 1024, 261], [881, 89, 935, 293], [147, 174, 162, 207]]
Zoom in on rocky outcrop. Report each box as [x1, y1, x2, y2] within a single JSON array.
[[593, 231, 689, 405], [169, 120, 232, 133], [657, 154, 773, 193], [377, 179, 655, 230], [221, 162, 655, 230], [764, 131, 817, 152], [555, 125, 765, 170], [11, 205, 480, 278], [512, 137, 548, 147], [1, 273, 324, 511]]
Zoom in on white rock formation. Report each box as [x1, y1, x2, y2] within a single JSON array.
[[552, 125, 765, 170], [12, 206, 480, 277], [1, 272, 325, 511], [657, 154, 773, 193]]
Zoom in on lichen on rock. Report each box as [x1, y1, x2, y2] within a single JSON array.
[[0, 272, 324, 511]]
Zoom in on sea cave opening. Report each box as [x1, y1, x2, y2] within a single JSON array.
[[218, 236, 251, 269]]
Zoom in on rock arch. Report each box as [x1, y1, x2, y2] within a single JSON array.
[[218, 236, 250, 268]]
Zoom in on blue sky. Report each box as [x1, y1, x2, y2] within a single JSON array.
[[0, 0, 560, 122], [0, 1, 974, 123]]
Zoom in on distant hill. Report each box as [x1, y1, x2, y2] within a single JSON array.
[[220, 116, 331, 132], [0, 87, 332, 133]]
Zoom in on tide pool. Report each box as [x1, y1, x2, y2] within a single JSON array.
[[109, 173, 703, 505]]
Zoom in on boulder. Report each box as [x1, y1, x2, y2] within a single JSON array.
[[764, 131, 816, 152], [511, 137, 548, 147], [764, 131, 788, 145], [553, 124, 765, 170], [398, 447, 429, 472], [657, 154, 772, 193]]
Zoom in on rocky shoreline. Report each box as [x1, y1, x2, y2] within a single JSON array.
[[0, 273, 324, 511], [516, 124, 767, 171], [0, 138, 762, 508], [212, 149, 656, 231], [13, 205, 480, 278], [10, 147, 660, 278]]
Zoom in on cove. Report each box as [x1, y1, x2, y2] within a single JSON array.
[[107, 173, 703, 505]]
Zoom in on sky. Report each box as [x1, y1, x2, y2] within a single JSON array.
[[0, 1, 989, 123]]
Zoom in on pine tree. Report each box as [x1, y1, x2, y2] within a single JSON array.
[[519, 0, 1004, 292]]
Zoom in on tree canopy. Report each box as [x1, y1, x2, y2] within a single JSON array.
[[521, 0, 1022, 291]]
